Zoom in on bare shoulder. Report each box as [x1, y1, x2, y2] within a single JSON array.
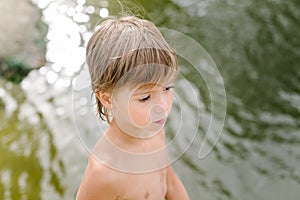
[[76, 155, 121, 200]]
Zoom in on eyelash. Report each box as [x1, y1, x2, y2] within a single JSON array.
[[138, 86, 174, 102], [164, 86, 174, 91], [139, 95, 151, 102]]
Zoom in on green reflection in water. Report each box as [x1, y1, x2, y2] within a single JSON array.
[[127, 0, 300, 199], [1, 0, 300, 199], [0, 79, 65, 200]]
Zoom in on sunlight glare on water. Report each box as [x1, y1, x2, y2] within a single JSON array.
[[1, 0, 299, 199], [99, 7, 109, 18]]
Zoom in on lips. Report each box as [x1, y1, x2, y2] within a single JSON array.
[[154, 118, 166, 125]]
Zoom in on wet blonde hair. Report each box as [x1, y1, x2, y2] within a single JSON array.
[[86, 16, 177, 122]]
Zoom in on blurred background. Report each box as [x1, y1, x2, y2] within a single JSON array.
[[0, 0, 300, 199]]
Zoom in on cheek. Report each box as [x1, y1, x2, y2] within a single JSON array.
[[166, 93, 173, 114], [128, 103, 151, 127]]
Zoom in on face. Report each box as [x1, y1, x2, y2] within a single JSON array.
[[111, 83, 174, 138]]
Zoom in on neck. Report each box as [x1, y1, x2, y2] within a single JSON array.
[[105, 120, 165, 153]]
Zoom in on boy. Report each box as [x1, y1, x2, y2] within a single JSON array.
[[76, 16, 190, 200]]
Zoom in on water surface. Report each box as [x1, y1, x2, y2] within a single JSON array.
[[0, 0, 299, 199]]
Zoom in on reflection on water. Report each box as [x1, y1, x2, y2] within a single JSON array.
[[0, 79, 66, 200], [0, 0, 300, 199]]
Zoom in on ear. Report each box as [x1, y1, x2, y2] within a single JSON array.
[[96, 92, 112, 110]]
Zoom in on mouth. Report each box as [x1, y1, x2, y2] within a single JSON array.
[[153, 118, 166, 125]]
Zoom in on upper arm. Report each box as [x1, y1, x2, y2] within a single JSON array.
[[76, 156, 120, 200], [166, 165, 178, 191], [165, 165, 190, 200]]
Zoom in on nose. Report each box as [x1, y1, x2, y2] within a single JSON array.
[[152, 95, 170, 113], [152, 104, 165, 113]]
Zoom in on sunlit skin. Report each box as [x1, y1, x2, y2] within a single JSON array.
[[129, 84, 174, 126], [111, 83, 174, 138], [76, 83, 190, 200]]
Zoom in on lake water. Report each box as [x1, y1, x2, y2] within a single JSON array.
[[0, 0, 300, 199]]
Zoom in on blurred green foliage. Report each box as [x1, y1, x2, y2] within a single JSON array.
[[0, 56, 31, 83]]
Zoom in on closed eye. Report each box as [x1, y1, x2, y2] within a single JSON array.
[[164, 86, 174, 91], [139, 95, 151, 102]]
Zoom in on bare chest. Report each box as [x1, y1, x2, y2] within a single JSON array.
[[114, 169, 167, 200]]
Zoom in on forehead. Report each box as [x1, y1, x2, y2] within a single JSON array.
[[113, 81, 172, 97]]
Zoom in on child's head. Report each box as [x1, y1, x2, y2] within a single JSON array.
[[86, 16, 177, 123]]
